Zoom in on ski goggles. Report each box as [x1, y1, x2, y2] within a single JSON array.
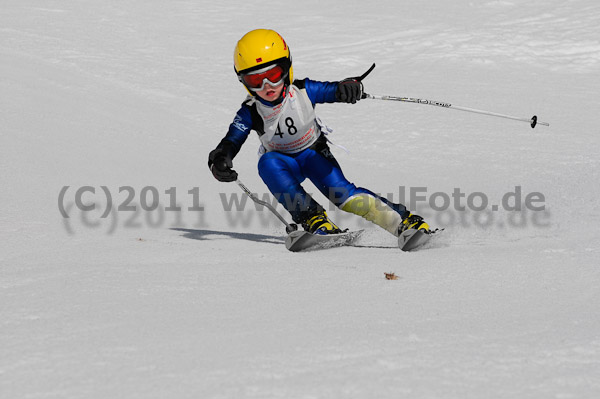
[[239, 64, 287, 92]]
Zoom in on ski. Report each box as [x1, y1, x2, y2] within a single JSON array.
[[285, 228, 442, 252], [285, 230, 364, 252], [398, 229, 442, 251]]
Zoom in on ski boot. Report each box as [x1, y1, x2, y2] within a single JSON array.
[[302, 211, 343, 235], [398, 213, 430, 234]]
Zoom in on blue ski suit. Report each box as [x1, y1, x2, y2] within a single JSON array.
[[210, 78, 409, 233]]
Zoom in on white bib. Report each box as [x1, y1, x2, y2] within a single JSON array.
[[249, 85, 320, 154]]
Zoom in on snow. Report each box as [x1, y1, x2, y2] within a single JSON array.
[[2, 0, 600, 398]]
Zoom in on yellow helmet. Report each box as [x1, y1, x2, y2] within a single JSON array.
[[234, 29, 293, 93]]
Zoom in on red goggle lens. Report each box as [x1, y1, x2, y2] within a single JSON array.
[[241, 65, 285, 89]]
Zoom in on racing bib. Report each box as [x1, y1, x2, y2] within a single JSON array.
[[249, 85, 320, 154]]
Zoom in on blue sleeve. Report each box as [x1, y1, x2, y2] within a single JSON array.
[[302, 78, 338, 105], [218, 104, 253, 158]]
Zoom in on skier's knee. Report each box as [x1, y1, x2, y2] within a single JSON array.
[[340, 193, 402, 235]]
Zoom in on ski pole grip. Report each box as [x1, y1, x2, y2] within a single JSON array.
[[357, 63, 376, 81], [349, 63, 376, 83]]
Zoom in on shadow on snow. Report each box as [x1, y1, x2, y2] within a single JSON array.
[[171, 228, 284, 245]]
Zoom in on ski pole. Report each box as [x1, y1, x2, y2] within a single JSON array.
[[362, 93, 549, 128], [235, 179, 298, 233]]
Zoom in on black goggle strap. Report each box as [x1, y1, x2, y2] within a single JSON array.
[[237, 58, 290, 80]]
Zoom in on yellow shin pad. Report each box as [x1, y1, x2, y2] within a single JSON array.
[[340, 193, 402, 236]]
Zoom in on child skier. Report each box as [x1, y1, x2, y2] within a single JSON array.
[[208, 29, 430, 236]]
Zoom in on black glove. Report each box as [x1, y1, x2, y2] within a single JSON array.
[[336, 78, 363, 104], [208, 147, 238, 182]]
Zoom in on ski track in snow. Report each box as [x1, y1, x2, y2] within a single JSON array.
[[2, 1, 600, 398]]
